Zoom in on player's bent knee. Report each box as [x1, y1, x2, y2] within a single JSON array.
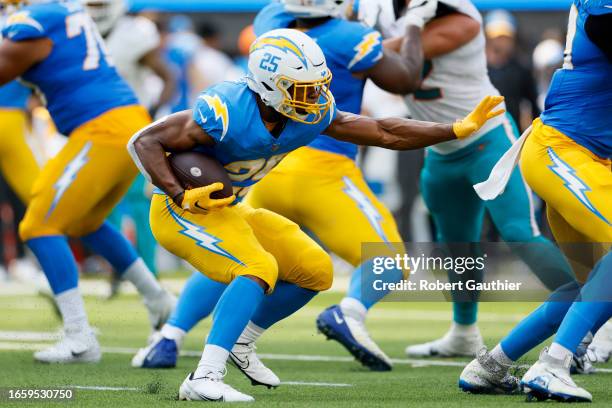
[[296, 247, 334, 292], [236, 251, 279, 293], [19, 213, 62, 241]]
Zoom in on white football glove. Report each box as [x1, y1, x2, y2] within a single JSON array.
[[403, 0, 439, 29]]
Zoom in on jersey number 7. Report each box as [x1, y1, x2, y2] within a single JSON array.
[[66, 12, 113, 71]]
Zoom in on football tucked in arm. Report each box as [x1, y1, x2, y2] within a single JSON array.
[[167, 151, 234, 199]]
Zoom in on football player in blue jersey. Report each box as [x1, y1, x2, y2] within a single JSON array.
[[0, 0, 175, 363], [129, 27, 504, 402], [459, 0, 611, 402], [131, 0, 433, 374]]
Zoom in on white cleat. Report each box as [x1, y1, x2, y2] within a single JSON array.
[[459, 348, 521, 394], [230, 342, 280, 388], [589, 321, 612, 363], [406, 324, 484, 357], [34, 328, 101, 364], [144, 289, 177, 332], [522, 348, 593, 403], [179, 371, 254, 402]]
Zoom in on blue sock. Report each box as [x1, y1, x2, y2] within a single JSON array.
[[500, 280, 582, 360], [27, 236, 79, 295], [80, 221, 138, 274], [554, 252, 612, 352], [251, 281, 317, 329], [347, 259, 403, 310], [168, 272, 226, 332], [207, 276, 264, 351]]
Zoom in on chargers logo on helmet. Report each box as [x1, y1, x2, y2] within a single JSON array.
[[246, 28, 333, 125], [250, 35, 309, 68]]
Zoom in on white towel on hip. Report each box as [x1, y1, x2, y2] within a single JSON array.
[[473, 126, 532, 200]]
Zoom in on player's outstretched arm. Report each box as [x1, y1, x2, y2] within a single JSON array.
[[324, 95, 505, 150], [127, 110, 215, 205], [0, 38, 51, 85]]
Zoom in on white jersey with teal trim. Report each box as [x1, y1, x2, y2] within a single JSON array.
[[399, 0, 505, 154], [105, 15, 160, 108]]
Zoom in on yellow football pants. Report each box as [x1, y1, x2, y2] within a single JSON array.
[[0, 109, 39, 204], [520, 118, 611, 275], [246, 146, 404, 267], [150, 195, 333, 292], [19, 105, 151, 240]]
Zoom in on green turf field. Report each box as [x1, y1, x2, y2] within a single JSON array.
[[1, 287, 611, 407]]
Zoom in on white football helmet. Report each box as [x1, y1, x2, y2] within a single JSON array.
[[247, 28, 333, 125], [82, 0, 125, 36], [282, 0, 351, 19]]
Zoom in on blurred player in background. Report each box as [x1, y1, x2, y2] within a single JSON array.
[[0, 0, 175, 363], [368, 0, 575, 359], [484, 9, 540, 131], [133, 0, 433, 373], [163, 15, 200, 113], [460, 0, 611, 402], [531, 38, 564, 110], [129, 26, 503, 401], [83, 0, 175, 284], [188, 22, 243, 99]]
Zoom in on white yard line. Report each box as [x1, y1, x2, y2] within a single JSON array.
[[68, 385, 140, 391], [282, 381, 352, 387], [0, 338, 467, 368], [0, 331, 60, 341]]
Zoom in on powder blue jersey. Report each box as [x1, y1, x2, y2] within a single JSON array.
[[1, 0, 137, 135], [192, 79, 336, 201], [540, 0, 612, 158], [0, 81, 30, 109], [254, 2, 382, 160]]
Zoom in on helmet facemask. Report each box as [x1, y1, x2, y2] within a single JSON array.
[[276, 73, 332, 124]]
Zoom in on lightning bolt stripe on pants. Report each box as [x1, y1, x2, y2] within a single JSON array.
[[165, 198, 245, 265], [46, 141, 93, 219], [546, 147, 610, 226], [342, 176, 389, 243]]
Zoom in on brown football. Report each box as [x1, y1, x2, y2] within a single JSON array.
[[167, 151, 233, 199]]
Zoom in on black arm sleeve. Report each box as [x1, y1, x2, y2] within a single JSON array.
[[585, 13, 612, 62]]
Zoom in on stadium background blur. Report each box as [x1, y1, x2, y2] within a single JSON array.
[[0, 0, 571, 285]]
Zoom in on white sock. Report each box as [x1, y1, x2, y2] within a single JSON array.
[[55, 287, 90, 333], [548, 342, 573, 361], [237, 321, 265, 344], [194, 344, 229, 376], [490, 344, 514, 365], [450, 322, 479, 336], [161, 324, 186, 348], [340, 297, 367, 322], [122, 259, 163, 302]]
